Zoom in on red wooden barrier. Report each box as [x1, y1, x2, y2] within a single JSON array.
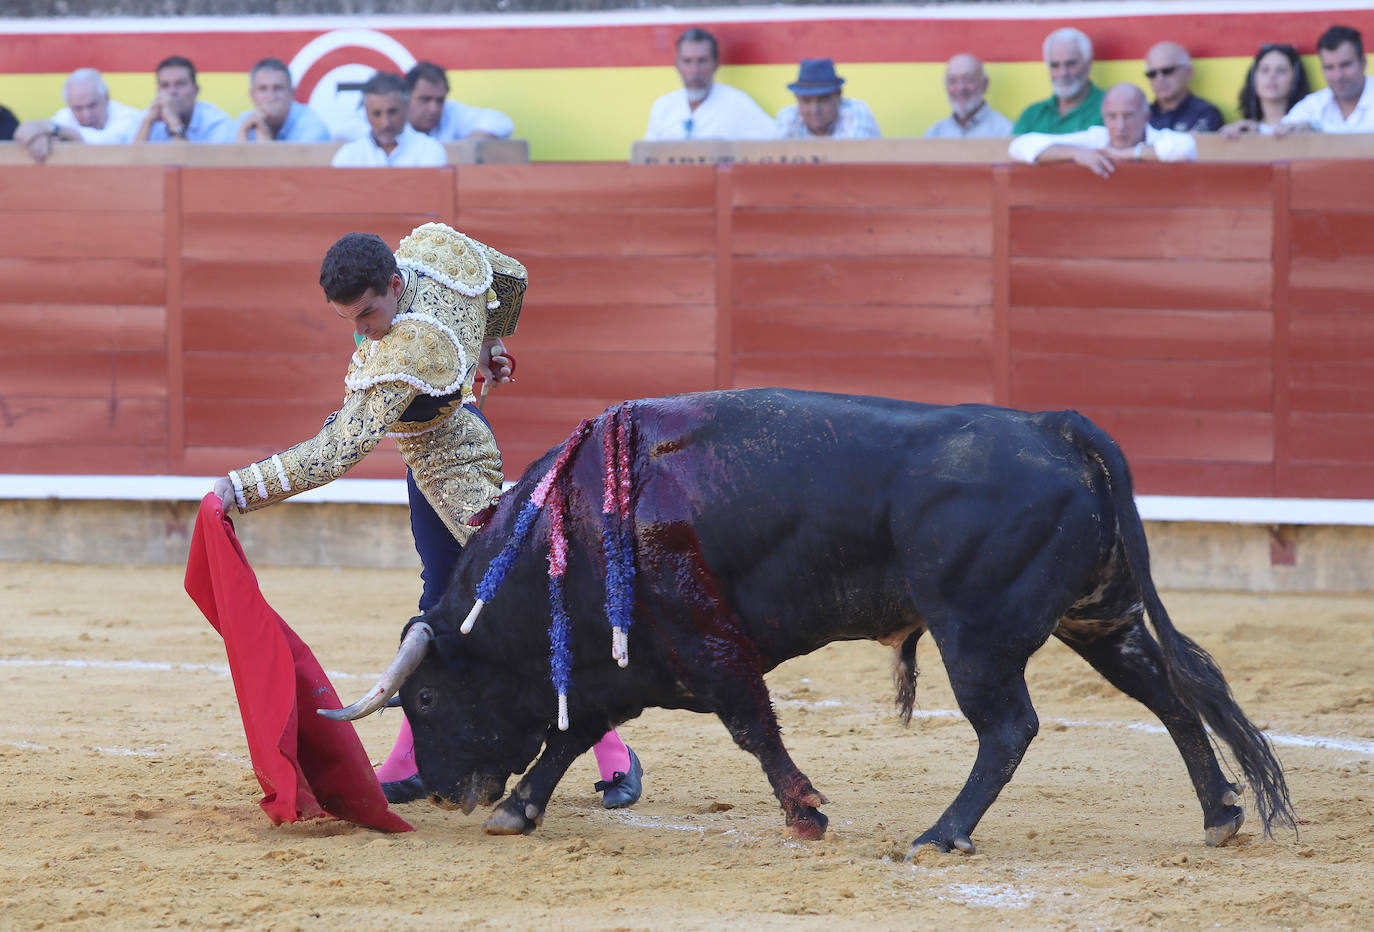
[[1, 162, 1371, 499]]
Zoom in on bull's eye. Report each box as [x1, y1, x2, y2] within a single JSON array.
[[417, 687, 437, 712]]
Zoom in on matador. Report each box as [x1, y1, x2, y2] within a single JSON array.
[[213, 222, 643, 807]]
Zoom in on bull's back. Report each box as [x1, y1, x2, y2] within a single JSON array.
[[626, 390, 1116, 657]]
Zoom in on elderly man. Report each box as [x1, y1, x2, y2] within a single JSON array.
[[1145, 42, 1224, 132], [405, 61, 514, 141], [1009, 82, 1196, 177], [1283, 25, 1374, 132], [227, 58, 331, 142], [13, 68, 142, 162], [331, 72, 447, 167], [134, 56, 232, 142], [924, 54, 1013, 137], [774, 58, 880, 139], [1013, 27, 1104, 134], [644, 27, 774, 141]]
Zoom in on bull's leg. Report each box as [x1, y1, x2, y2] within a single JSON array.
[[1059, 621, 1245, 846], [637, 522, 828, 838], [710, 683, 831, 839], [910, 652, 1041, 857], [482, 721, 604, 835]]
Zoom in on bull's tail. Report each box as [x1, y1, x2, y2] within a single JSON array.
[[1066, 412, 1296, 839]]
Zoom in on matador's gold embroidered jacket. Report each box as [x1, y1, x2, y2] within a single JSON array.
[[226, 222, 526, 545]]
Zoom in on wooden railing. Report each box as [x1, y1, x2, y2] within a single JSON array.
[[1, 159, 1370, 498]]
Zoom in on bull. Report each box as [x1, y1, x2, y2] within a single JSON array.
[[327, 389, 1294, 855]]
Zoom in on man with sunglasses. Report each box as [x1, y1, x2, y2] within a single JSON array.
[[1145, 42, 1224, 132]]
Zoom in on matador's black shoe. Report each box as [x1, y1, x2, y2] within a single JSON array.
[[382, 774, 426, 804], [595, 748, 644, 809]]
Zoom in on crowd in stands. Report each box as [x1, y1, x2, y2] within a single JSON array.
[[2, 54, 514, 164], [2, 22, 1369, 166]]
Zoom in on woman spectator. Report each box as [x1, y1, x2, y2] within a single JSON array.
[[1221, 43, 1312, 136]]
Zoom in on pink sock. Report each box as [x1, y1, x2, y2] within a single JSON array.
[[375, 715, 418, 783], [592, 729, 631, 781]]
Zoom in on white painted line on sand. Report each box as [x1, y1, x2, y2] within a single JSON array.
[[7, 654, 1371, 756]]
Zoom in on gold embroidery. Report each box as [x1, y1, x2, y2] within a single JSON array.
[[235, 383, 416, 512], [398, 407, 504, 545], [482, 243, 527, 339]]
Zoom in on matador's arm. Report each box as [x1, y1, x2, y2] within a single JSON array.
[[226, 380, 416, 513]]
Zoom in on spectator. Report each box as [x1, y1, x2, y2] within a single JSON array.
[[228, 58, 331, 143], [774, 58, 880, 139], [924, 54, 1013, 138], [1221, 44, 1313, 137], [1013, 27, 1105, 134], [1009, 82, 1197, 177], [405, 61, 514, 141], [331, 72, 447, 167], [1282, 25, 1374, 133], [644, 27, 774, 141], [1145, 42, 1224, 132], [0, 104, 15, 141], [14, 69, 142, 162], [134, 56, 232, 142]]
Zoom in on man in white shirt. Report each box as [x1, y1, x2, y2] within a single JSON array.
[[1009, 83, 1196, 177], [405, 61, 514, 141], [227, 57, 332, 143], [13, 68, 141, 162], [924, 54, 1014, 138], [1282, 25, 1374, 133], [774, 58, 880, 139], [644, 27, 774, 141], [134, 56, 233, 143], [331, 72, 447, 167]]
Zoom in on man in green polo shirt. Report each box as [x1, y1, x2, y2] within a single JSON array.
[[1013, 27, 1105, 134]]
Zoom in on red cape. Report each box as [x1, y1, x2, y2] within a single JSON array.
[[185, 494, 412, 832]]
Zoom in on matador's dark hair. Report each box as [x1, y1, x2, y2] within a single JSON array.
[[319, 233, 397, 303]]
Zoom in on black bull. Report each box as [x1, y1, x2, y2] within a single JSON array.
[[330, 389, 1294, 855]]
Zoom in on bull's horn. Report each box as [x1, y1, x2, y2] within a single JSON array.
[[460, 598, 484, 634], [317, 622, 434, 721]]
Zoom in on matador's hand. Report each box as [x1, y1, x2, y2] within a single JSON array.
[[212, 477, 237, 513]]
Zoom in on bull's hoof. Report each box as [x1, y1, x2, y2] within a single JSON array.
[[1204, 806, 1245, 847], [483, 801, 541, 835], [907, 828, 976, 858], [784, 807, 828, 840]]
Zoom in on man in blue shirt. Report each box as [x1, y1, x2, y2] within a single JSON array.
[[227, 58, 332, 143], [1145, 42, 1224, 132], [134, 56, 232, 143]]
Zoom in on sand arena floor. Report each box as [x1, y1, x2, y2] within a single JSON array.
[[1, 561, 1371, 930]]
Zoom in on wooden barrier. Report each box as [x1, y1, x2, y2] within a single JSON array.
[[632, 134, 1374, 165], [0, 139, 531, 166], [1, 160, 1372, 499]]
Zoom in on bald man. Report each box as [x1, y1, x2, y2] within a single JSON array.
[[924, 54, 1014, 137], [1145, 42, 1224, 132], [1009, 82, 1196, 178]]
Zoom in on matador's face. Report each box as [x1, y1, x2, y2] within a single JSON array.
[[332, 272, 404, 341]]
